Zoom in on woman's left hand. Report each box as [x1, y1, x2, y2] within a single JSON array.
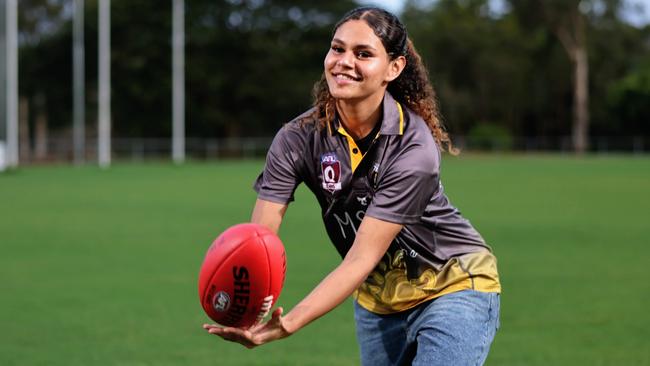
[[202, 307, 291, 348]]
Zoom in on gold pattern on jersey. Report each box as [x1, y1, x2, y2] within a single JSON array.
[[354, 250, 501, 314]]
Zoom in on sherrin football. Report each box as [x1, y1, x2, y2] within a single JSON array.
[[198, 223, 286, 328]]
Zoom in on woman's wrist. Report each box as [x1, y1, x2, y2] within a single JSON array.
[[281, 308, 302, 335], [282, 303, 320, 335]]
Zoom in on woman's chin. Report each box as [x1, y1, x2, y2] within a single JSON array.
[[329, 88, 361, 100]]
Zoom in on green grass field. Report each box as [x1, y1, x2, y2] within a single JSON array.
[[1, 155, 649, 365]]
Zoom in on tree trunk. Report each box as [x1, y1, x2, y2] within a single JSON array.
[[572, 45, 589, 154], [34, 93, 48, 161], [553, 7, 590, 154], [34, 115, 49, 160], [19, 97, 30, 163]]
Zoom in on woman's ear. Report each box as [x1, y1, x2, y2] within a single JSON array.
[[385, 56, 406, 82]]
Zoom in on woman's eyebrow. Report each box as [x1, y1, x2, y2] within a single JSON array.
[[332, 38, 377, 51]]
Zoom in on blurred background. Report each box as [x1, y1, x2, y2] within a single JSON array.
[[1, 1, 649, 366], [1, 0, 649, 166]]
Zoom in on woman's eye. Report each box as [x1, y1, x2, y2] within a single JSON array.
[[331, 46, 344, 53], [356, 51, 371, 59]]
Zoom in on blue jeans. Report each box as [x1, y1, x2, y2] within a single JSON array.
[[354, 290, 500, 366]]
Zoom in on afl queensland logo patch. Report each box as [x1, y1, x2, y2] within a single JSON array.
[[321, 153, 342, 193]]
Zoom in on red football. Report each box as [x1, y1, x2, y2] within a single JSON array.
[[198, 223, 286, 328]]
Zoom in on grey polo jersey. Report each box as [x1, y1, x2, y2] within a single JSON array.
[[254, 92, 500, 314]]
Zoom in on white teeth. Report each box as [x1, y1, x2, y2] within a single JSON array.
[[335, 74, 356, 81]]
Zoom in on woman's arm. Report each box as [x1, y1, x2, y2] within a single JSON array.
[[250, 198, 288, 234], [281, 216, 402, 332], [205, 213, 402, 348]]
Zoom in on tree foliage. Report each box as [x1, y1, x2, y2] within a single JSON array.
[[15, 0, 650, 149], [402, 0, 649, 147]]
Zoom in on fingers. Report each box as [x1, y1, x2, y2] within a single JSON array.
[[269, 307, 293, 335], [271, 307, 284, 319], [250, 309, 292, 344], [238, 306, 284, 334], [201, 306, 289, 348], [247, 321, 265, 333], [202, 324, 259, 349]]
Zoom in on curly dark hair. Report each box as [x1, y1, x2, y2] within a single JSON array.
[[306, 6, 457, 154]]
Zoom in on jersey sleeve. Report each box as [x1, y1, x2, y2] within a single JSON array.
[[253, 124, 305, 204], [365, 143, 440, 225]]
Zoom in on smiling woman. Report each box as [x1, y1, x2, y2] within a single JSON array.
[[325, 20, 401, 113], [203, 7, 501, 366]]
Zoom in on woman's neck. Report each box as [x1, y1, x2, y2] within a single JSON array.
[[335, 91, 385, 140]]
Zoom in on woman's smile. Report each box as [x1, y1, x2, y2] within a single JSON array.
[[332, 72, 362, 85]]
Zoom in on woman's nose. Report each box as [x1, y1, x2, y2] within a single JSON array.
[[337, 52, 354, 68]]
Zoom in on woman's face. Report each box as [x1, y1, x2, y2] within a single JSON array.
[[324, 19, 403, 102]]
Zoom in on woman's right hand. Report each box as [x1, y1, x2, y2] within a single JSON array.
[[203, 307, 291, 348]]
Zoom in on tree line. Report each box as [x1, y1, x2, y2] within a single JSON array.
[[16, 0, 650, 155]]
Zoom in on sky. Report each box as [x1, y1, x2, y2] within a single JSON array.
[[358, 0, 650, 27]]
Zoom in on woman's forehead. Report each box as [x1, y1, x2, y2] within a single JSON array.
[[332, 20, 384, 49]]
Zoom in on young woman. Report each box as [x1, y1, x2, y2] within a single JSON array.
[[204, 7, 501, 365]]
